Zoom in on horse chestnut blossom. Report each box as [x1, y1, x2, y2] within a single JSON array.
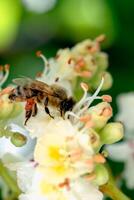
[[4, 78, 124, 200], [36, 35, 112, 95], [0, 38, 128, 200]]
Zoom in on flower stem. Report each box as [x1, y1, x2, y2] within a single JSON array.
[[0, 160, 20, 196], [100, 179, 131, 200]]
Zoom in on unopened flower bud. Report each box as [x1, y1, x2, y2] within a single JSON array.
[[88, 102, 113, 131], [10, 132, 27, 147], [91, 72, 113, 91], [95, 52, 108, 70], [93, 164, 109, 186], [100, 122, 124, 145]]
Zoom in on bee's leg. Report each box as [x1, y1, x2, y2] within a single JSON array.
[[24, 109, 32, 125], [32, 103, 38, 117], [44, 97, 54, 118]]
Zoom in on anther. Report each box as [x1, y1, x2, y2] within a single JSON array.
[[80, 114, 91, 123], [93, 154, 106, 163], [96, 34, 106, 43], [100, 107, 112, 117], [68, 58, 73, 64], [80, 82, 89, 91], [4, 64, 10, 71], [101, 95, 112, 103], [36, 50, 42, 57], [59, 178, 70, 190], [84, 173, 96, 181], [36, 71, 43, 77], [0, 65, 3, 71], [79, 71, 92, 78]]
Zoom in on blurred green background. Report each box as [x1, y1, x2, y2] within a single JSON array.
[[0, 0, 134, 199]]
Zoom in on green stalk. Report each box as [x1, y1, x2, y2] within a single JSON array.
[[100, 178, 131, 200], [0, 160, 20, 196]]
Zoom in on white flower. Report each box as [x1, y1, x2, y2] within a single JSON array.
[[10, 161, 103, 200], [34, 118, 94, 184], [0, 123, 35, 159], [107, 92, 134, 189], [107, 140, 134, 189], [116, 92, 134, 136]]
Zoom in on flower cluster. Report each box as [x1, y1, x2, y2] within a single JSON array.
[[4, 78, 123, 200], [0, 37, 124, 200], [37, 35, 112, 96]]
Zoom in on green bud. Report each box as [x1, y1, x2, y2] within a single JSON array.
[[95, 52, 108, 70], [88, 102, 113, 131], [91, 72, 113, 91], [93, 164, 109, 186], [101, 72, 113, 90], [10, 132, 27, 147], [100, 122, 124, 145]]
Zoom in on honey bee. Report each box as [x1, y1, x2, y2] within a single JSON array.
[[9, 77, 75, 125]]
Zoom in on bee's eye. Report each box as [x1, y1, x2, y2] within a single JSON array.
[[9, 94, 16, 100]]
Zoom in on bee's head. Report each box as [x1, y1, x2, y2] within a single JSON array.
[[8, 89, 17, 101], [60, 98, 75, 114], [8, 86, 21, 101]]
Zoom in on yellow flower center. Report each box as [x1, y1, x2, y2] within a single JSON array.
[[40, 181, 56, 194], [48, 146, 65, 162]]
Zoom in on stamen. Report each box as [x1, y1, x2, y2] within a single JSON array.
[[80, 114, 91, 123], [36, 50, 49, 75], [84, 173, 96, 181], [0, 65, 3, 71], [58, 178, 70, 190], [72, 83, 88, 113], [93, 154, 106, 163], [36, 71, 43, 78], [65, 111, 80, 120], [95, 34, 106, 43], [80, 82, 89, 91], [69, 148, 83, 162], [68, 58, 73, 64], [78, 70, 92, 78], [85, 120, 94, 128], [76, 77, 104, 117], [100, 107, 112, 117], [76, 58, 85, 68], [87, 43, 99, 53], [85, 159, 94, 166], [0, 64, 10, 87], [101, 95, 112, 103]]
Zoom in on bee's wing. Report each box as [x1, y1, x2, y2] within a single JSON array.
[[13, 77, 55, 96], [13, 77, 33, 86], [31, 80, 55, 96]]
